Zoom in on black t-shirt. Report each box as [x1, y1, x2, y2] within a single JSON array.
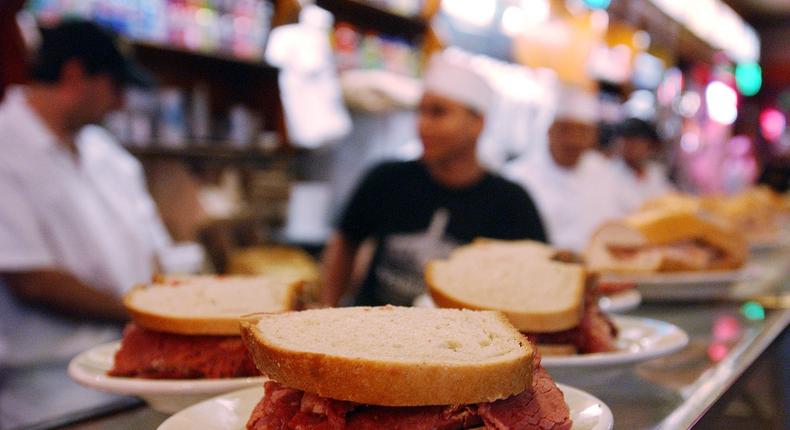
[[338, 160, 546, 306]]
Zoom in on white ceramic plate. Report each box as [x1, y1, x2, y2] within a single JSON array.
[[598, 289, 641, 313], [541, 315, 688, 369], [599, 268, 755, 286], [67, 341, 267, 414], [413, 292, 641, 314], [158, 384, 613, 430], [413, 296, 684, 369], [750, 240, 789, 253], [600, 267, 761, 301]]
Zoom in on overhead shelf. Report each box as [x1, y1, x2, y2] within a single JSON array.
[[126, 145, 291, 165], [130, 40, 278, 74], [316, 0, 427, 41]]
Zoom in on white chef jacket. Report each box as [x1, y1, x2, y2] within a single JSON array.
[[611, 158, 674, 213], [77, 125, 174, 262], [0, 87, 163, 365], [505, 147, 623, 252]]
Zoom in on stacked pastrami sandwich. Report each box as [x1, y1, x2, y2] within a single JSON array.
[[586, 206, 747, 274], [109, 275, 302, 379], [239, 306, 573, 429], [427, 239, 617, 355]]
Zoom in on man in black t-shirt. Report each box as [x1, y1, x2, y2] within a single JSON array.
[[321, 54, 546, 306]]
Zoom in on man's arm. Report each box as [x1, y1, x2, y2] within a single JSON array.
[[320, 232, 361, 307], [0, 168, 129, 321], [3, 270, 128, 321], [320, 164, 394, 306]]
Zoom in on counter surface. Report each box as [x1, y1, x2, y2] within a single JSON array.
[[4, 249, 789, 430]]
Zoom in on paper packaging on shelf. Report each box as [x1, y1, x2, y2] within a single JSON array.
[[105, 89, 157, 147], [284, 182, 332, 244], [228, 105, 259, 147], [266, 5, 351, 148], [340, 69, 422, 113], [190, 84, 211, 141], [157, 88, 187, 147]]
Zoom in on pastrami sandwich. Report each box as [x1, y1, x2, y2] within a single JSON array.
[[109, 275, 302, 379], [239, 306, 572, 430], [585, 206, 748, 273], [643, 188, 788, 247], [702, 189, 783, 246], [426, 239, 617, 355]]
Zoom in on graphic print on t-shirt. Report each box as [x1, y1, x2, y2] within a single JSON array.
[[375, 209, 459, 305]]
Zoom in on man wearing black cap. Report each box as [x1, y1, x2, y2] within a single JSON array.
[[0, 20, 162, 366], [611, 117, 675, 212]]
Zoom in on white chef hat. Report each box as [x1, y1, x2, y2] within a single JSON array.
[[423, 53, 493, 116], [553, 84, 601, 125]]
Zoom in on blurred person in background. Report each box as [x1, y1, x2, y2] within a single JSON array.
[[321, 53, 546, 307], [505, 86, 621, 252], [611, 117, 674, 212], [0, 20, 170, 366]]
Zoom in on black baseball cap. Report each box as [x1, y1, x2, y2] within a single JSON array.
[[31, 19, 155, 88], [616, 117, 659, 143]]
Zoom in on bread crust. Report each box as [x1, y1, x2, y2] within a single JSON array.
[[537, 344, 578, 356], [124, 279, 303, 336], [239, 312, 534, 407]]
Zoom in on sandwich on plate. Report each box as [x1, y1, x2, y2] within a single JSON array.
[[109, 275, 302, 379], [641, 189, 789, 247], [585, 205, 748, 274], [700, 187, 788, 247], [426, 240, 617, 356], [239, 306, 573, 430]]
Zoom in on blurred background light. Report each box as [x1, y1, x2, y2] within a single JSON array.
[[679, 91, 701, 118], [442, 0, 498, 28], [501, 6, 527, 36], [632, 30, 651, 51], [735, 62, 762, 97], [706, 81, 738, 125], [707, 342, 729, 362], [760, 108, 786, 142], [740, 301, 766, 321], [681, 132, 701, 153], [712, 315, 742, 342], [583, 0, 611, 9]]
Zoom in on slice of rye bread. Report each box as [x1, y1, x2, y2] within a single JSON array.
[[124, 275, 303, 336], [240, 306, 535, 407], [426, 241, 586, 333]]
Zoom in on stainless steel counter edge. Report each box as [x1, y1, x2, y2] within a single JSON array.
[[657, 308, 790, 430]]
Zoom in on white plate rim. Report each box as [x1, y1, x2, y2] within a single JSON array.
[[598, 267, 756, 285], [158, 383, 613, 430], [413, 295, 686, 368], [67, 341, 267, 396], [748, 231, 790, 252], [541, 315, 689, 368], [598, 289, 641, 313]]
